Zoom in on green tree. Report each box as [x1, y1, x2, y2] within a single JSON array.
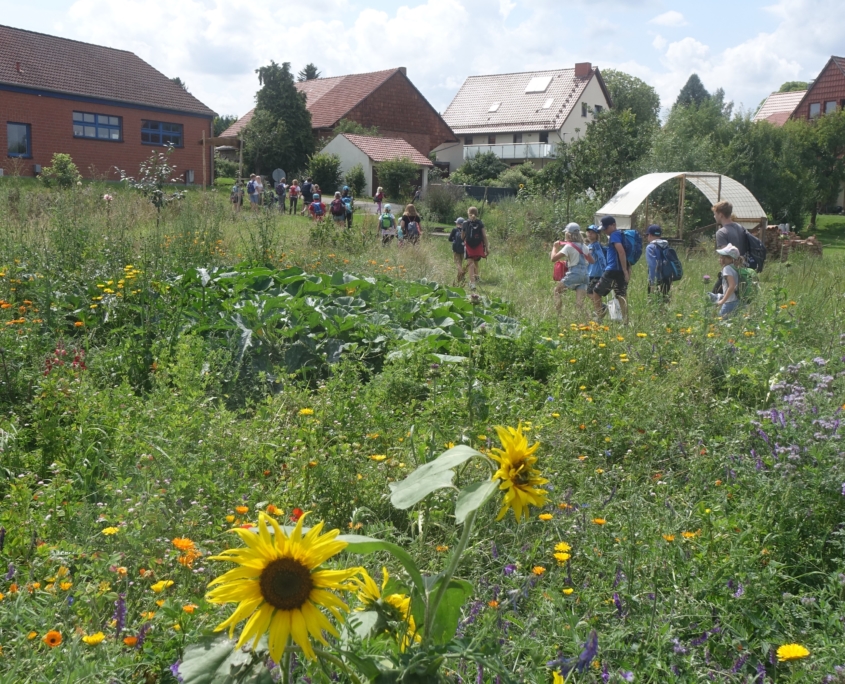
[[456, 151, 508, 184], [779, 81, 808, 93], [497, 162, 536, 190], [242, 109, 288, 176], [601, 69, 660, 129], [377, 158, 419, 199], [252, 61, 315, 174], [307, 153, 343, 194], [332, 119, 381, 137], [675, 74, 710, 108], [39, 153, 82, 189], [297, 63, 321, 82], [344, 163, 367, 197], [213, 115, 239, 136], [170, 76, 189, 92]]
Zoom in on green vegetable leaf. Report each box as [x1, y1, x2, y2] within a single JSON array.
[[178, 634, 273, 684], [455, 480, 499, 524]]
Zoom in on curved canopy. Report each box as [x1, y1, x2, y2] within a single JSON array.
[[595, 172, 766, 231]]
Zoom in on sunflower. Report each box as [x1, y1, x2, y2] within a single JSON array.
[[43, 630, 62, 648], [206, 512, 361, 662], [489, 424, 548, 522], [356, 567, 419, 650]]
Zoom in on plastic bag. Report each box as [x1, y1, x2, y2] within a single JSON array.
[[607, 297, 623, 322]]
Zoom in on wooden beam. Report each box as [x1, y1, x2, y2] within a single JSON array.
[[678, 174, 686, 239], [198, 136, 240, 146], [201, 129, 207, 190]]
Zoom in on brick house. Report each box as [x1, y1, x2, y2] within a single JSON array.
[[222, 67, 456, 158], [1, 25, 215, 182], [791, 56, 845, 122]]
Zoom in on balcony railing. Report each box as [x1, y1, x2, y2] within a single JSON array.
[[464, 143, 554, 160]]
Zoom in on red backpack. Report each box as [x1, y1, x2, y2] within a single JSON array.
[[330, 198, 346, 216]]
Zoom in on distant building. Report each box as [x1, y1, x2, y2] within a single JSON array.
[[1, 24, 215, 182], [222, 68, 456, 158], [320, 133, 433, 198], [790, 56, 845, 122], [753, 90, 806, 126], [433, 63, 612, 172]]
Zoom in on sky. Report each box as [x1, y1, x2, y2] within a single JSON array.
[[4, 0, 844, 120]]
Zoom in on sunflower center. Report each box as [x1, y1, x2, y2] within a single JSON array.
[[259, 558, 314, 610]]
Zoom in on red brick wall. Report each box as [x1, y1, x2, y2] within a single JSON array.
[[344, 72, 456, 155], [793, 59, 845, 120], [1, 90, 213, 182]]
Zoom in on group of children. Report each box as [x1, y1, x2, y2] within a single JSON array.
[[378, 203, 424, 247], [232, 176, 356, 226]]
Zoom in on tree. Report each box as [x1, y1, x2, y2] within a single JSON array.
[[344, 164, 367, 197], [332, 119, 381, 137], [250, 61, 315, 175], [307, 153, 343, 194], [601, 69, 660, 129], [455, 151, 508, 184], [779, 81, 808, 93], [213, 115, 239, 136], [376, 158, 419, 199], [242, 109, 288, 176], [675, 74, 710, 108], [497, 162, 536, 190], [170, 76, 189, 92], [39, 153, 82, 189], [298, 63, 321, 82]]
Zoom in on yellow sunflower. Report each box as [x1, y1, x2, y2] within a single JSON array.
[[206, 512, 361, 662], [489, 424, 549, 522], [356, 567, 419, 650]]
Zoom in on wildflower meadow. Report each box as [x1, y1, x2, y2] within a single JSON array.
[[0, 177, 844, 683]]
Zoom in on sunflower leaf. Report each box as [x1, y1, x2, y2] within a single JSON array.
[[178, 634, 274, 684], [338, 536, 425, 594], [388, 446, 483, 509], [428, 579, 474, 645], [455, 480, 499, 524]]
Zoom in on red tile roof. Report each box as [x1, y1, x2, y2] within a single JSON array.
[[753, 90, 805, 125], [338, 134, 432, 166], [0, 24, 214, 117], [221, 68, 403, 137]]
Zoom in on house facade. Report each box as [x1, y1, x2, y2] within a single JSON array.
[[433, 63, 612, 172], [222, 68, 456, 158], [320, 133, 433, 198], [1, 25, 215, 182]]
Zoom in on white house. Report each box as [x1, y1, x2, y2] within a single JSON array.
[[433, 63, 612, 172], [321, 133, 433, 198]]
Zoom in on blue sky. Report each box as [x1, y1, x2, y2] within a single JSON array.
[[3, 0, 842, 119]]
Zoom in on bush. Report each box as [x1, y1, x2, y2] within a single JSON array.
[[214, 177, 235, 187], [456, 150, 508, 184], [497, 162, 537, 190], [344, 163, 367, 197], [307, 153, 343, 195], [376, 157, 419, 200], [39, 153, 82, 189], [214, 154, 239, 179], [419, 183, 467, 223]]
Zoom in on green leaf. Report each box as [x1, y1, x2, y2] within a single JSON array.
[[338, 535, 425, 594], [178, 635, 274, 684], [388, 446, 483, 510], [455, 480, 499, 524], [346, 610, 380, 639], [429, 579, 474, 645]]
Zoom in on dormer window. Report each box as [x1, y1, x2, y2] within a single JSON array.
[[542, 98, 554, 109], [488, 102, 501, 112], [525, 75, 552, 93]]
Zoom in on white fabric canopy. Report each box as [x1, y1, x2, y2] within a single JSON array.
[[595, 172, 767, 231]]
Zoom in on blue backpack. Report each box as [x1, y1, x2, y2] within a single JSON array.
[[342, 196, 353, 214], [657, 244, 683, 281], [247, 180, 256, 194], [620, 229, 643, 266]]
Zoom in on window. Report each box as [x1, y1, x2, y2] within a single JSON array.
[[7, 122, 31, 158], [825, 101, 837, 114], [581, 103, 588, 117], [488, 102, 501, 112], [542, 98, 554, 109], [539, 132, 549, 144], [487, 135, 496, 145], [525, 75, 552, 93], [809, 102, 821, 119], [464, 136, 473, 145], [594, 104, 604, 114], [513, 133, 523, 143], [141, 120, 183, 147], [73, 111, 121, 140]]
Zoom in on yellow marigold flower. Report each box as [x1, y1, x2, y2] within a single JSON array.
[[60, 581, 72, 591], [663, 534, 675, 542], [562, 588, 574, 595], [551, 412, 560, 418], [592, 518, 607, 525], [637, 332, 647, 338], [225, 515, 235, 523], [777, 644, 810, 662], [172, 537, 195, 552], [235, 505, 249, 515], [74, 321, 84, 327], [183, 604, 198, 614], [538, 513, 553, 521], [489, 425, 549, 522], [369, 454, 387, 461], [356, 567, 419, 651], [43, 630, 62, 648], [115, 566, 127, 576], [532, 566, 546, 576], [616, 335, 624, 341], [477, 434, 487, 441], [82, 632, 105, 646], [569, 358, 577, 364], [156, 599, 165, 607], [98, 581, 111, 593], [30, 582, 41, 591], [555, 542, 572, 553], [681, 530, 700, 539], [298, 408, 314, 416], [554, 552, 571, 563], [206, 512, 362, 662], [101, 527, 119, 535], [436, 545, 449, 552], [27, 631, 38, 640], [266, 504, 282, 516], [595, 468, 604, 474], [140, 611, 156, 619], [151, 580, 174, 593], [488, 599, 499, 608]]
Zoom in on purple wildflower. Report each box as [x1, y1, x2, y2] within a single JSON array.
[[757, 661, 767, 681], [170, 661, 184, 683], [113, 593, 126, 636], [621, 672, 634, 682], [813, 357, 827, 366], [476, 664, 483, 684], [503, 564, 516, 576], [0, 526, 5, 553], [602, 663, 610, 682], [672, 638, 688, 655], [5, 563, 15, 581], [491, 542, 498, 559], [136, 622, 152, 650], [733, 583, 745, 599], [732, 654, 749, 673], [613, 592, 626, 618]]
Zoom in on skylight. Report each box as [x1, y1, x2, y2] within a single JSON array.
[[542, 98, 554, 109], [488, 102, 501, 112], [525, 75, 552, 93]]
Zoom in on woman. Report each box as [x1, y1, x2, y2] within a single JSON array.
[[374, 186, 384, 214], [254, 175, 265, 207], [551, 223, 594, 315], [461, 207, 488, 289], [400, 204, 422, 246]]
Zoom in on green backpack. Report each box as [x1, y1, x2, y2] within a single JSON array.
[[737, 267, 759, 302], [380, 213, 393, 229]]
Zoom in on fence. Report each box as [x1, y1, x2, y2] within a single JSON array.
[[430, 184, 516, 203]]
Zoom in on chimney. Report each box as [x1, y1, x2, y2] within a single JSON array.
[[574, 62, 592, 78], [397, 67, 407, 76]]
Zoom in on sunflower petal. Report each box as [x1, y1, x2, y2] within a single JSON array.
[[236, 602, 274, 650], [290, 609, 314, 660], [267, 610, 291, 665]]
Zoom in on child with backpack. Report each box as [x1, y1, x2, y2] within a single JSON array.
[[645, 224, 671, 300], [591, 215, 636, 323], [275, 178, 287, 212], [585, 225, 606, 297], [462, 207, 488, 289], [341, 186, 354, 229], [379, 204, 397, 245], [449, 217, 466, 284], [374, 186, 384, 214], [330, 191, 347, 226], [712, 244, 742, 317], [551, 223, 595, 315], [288, 180, 300, 215], [400, 204, 422, 246], [309, 194, 326, 222], [247, 174, 258, 210]]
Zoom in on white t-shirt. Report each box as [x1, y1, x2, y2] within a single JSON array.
[[721, 265, 739, 302], [560, 242, 582, 267]]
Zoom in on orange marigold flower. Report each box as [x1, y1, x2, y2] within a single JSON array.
[[123, 636, 138, 647], [234, 505, 249, 515], [532, 566, 546, 576], [171, 537, 196, 552], [43, 630, 62, 648], [592, 518, 607, 525]]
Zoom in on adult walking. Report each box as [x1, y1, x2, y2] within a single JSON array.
[[590, 216, 629, 323], [288, 180, 300, 215], [275, 177, 286, 213], [301, 177, 314, 213], [400, 204, 422, 245], [449, 217, 466, 284], [462, 207, 488, 290], [254, 175, 265, 208], [551, 223, 594, 315], [247, 173, 259, 211], [713, 201, 747, 258]]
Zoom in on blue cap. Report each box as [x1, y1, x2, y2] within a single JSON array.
[[647, 224, 662, 236], [586, 224, 599, 233], [600, 216, 616, 229]]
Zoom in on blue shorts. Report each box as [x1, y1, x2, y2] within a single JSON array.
[[249, 194, 259, 204]]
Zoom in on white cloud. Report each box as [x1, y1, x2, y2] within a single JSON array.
[[652, 34, 667, 50], [499, 0, 516, 19], [649, 10, 687, 27]]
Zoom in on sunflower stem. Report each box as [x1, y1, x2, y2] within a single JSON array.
[[424, 508, 477, 646], [312, 649, 363, 684], [282, 638, 292, 684]]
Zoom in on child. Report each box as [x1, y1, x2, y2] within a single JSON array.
[[585, 225, 606, 297], [449, 217, 466, 284], [551, 223, 594, 315], [645, 224, 671, 300], [275, 178, 286, 212], [400, 204, 422, 246], [288, 180, 300, 215], [713, 244, 741, 317], [379, 203, 396, 246], [374, 186, 384, 214], [329, 191, 347, 226], [341, 186, 354, 229], [462, 207, 488, 289], [308, 194, 326, 222]]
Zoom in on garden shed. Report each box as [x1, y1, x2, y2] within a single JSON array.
[[595, 172, 767, 237]]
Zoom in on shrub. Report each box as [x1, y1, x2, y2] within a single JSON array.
[[214, 154, 239, 179], [376, 157, 419, 200], [344, 163, 366, 197], [307, 153, 343, 195], [497, 162, 537, 190], [419, 183, 466, 223], [457, 150, 507, 184], [214, 177, 235, 187], [39, 153, 82, 189]]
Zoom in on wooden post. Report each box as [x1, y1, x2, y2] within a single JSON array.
[[209, 123, 214, 188], [201, 129, 207, 189], [717, 174, 722, 202], [677, 174, 686, 239], [644, 196, 649, 226], [238, 136, 244, 184]]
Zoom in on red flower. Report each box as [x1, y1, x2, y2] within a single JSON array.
[[290, 508, 304, 522]]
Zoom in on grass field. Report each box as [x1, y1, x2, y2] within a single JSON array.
[[0, 181, 843, 683]]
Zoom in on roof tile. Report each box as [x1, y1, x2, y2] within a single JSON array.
[[753, 90, 806, 124], [339, 134, 432, 166]]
